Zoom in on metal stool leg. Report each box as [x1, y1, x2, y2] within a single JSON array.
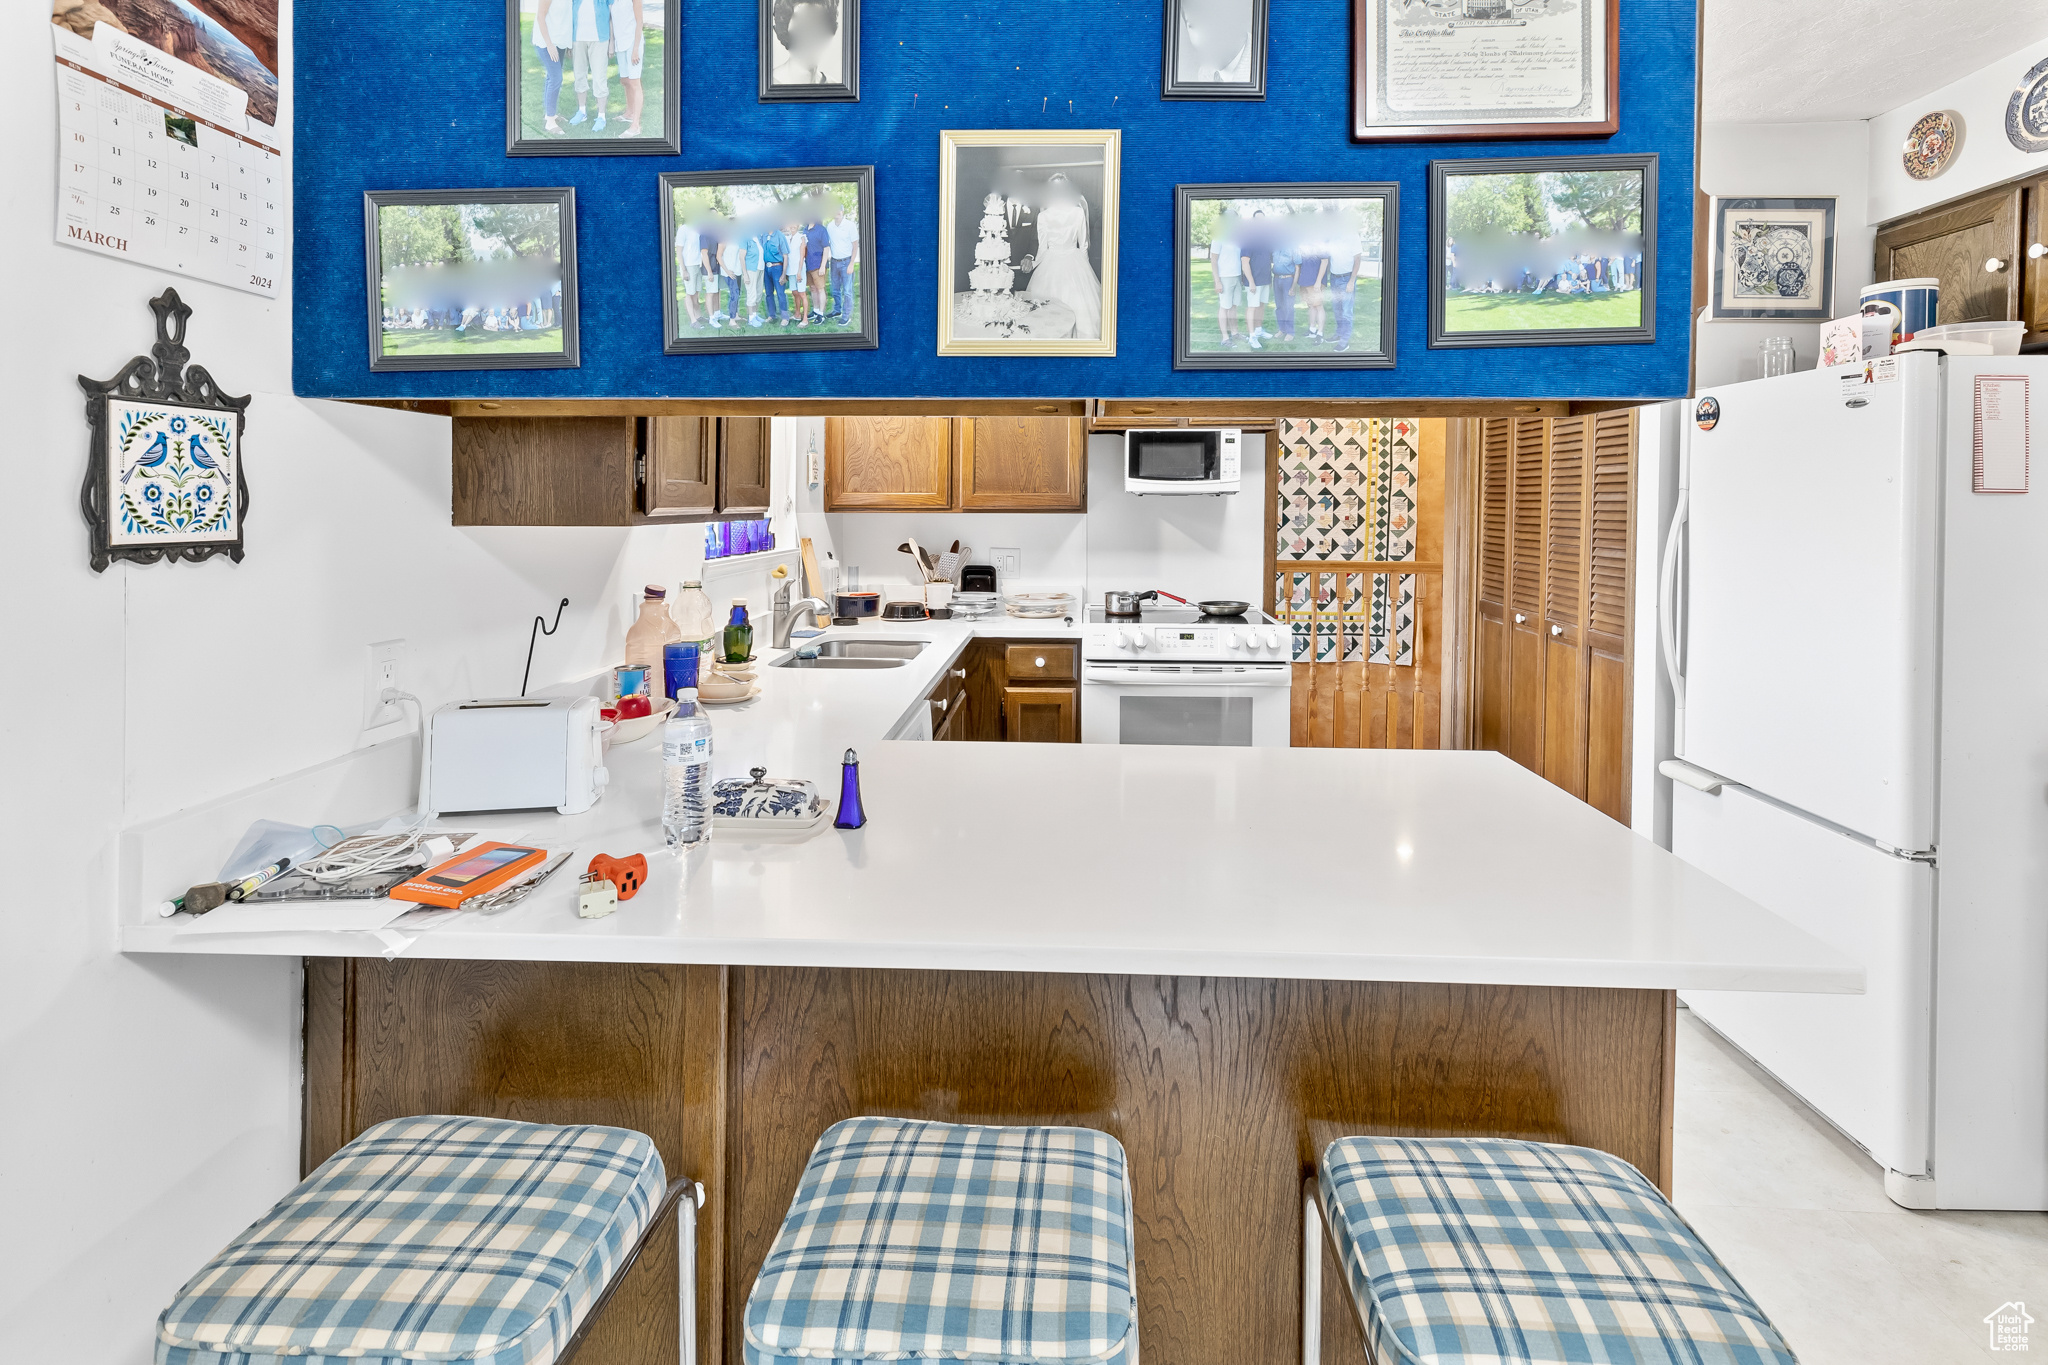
[[557, 1176, 703, 1365], [1301, 1178, 1322, 1365]]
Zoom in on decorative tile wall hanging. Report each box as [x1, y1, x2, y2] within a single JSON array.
[[1275, 417, 1420, 667], [80, 288, 250, 572]]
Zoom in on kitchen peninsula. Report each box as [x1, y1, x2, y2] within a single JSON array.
[[122, 616, 1856, 1365]]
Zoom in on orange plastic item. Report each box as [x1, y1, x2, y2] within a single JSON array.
[[390, 843, 547, 908], [587, 853, 647, 900]]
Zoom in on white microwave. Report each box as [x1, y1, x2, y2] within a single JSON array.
[[1124, 428, 1241, 495]]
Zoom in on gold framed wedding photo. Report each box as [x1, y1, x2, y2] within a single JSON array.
[[936, 129, 1120, 357]]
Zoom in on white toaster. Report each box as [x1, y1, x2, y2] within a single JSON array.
[[418, 696, 609, 817]]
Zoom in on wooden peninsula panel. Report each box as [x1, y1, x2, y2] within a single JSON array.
[[305, 961, 1674, 1365]]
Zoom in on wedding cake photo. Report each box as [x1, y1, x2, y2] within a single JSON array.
[[938, 130, 1120, 356]]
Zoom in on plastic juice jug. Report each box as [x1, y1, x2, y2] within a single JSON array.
[[625, 585, 683, 682], [723, 600, 753, 664], [673, 581, 718, 662]]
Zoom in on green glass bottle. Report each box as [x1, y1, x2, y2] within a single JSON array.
[[723, 599, 753, 663]]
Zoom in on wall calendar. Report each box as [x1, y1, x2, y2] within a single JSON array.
[[50, 11, 281, 299]]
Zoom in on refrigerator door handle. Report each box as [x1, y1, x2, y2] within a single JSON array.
[[1659, 487, 1690, 715], [1660, 758, 1724, 793]]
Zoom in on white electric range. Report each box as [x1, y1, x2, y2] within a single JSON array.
[[1080, 605, 1292, 747]]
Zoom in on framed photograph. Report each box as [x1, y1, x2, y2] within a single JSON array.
[[660, 167, 877, 353], [938, 129, 1120, 357], [506, 0, 679, 154], [80, 289, 250, 572], [1174, 183, 1398, 369], [1428, 154, 1655, 349], [1163, 0, 1268, 100], [363, 188, 579, 372], [1352, 0, 1618, 142], [759, 0, 858, 101], [1708, 197, 1837, 321]]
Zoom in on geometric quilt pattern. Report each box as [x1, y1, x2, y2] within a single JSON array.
[[1275, 418, 1419, 668]]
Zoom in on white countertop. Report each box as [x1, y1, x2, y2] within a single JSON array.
[[120, 615, 1860, 994]]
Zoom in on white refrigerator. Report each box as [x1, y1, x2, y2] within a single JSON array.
[[1663, 351, 2048, 1211]]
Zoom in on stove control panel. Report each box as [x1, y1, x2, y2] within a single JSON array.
[[1087, 622, 1288, 660]]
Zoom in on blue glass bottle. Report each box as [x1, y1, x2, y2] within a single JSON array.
[[834, 748, 867, 829]]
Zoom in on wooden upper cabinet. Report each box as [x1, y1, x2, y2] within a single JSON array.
[[1874, 185, 2023, 326], [717, 417, 773, 516], [453, 416, 641, 527], [2019, 176, 2048, 345], [643, 416, 717, 518], [959, 417, 1088, 511], [824, 416, 955, 510]]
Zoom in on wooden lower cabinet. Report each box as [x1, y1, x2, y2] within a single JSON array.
[[1003, 686, 1078, 742], [305, 958, 1676, 1365]]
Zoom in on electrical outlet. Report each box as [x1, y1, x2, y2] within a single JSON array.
[[363, 639, 407, 728], [990, 547, 1022, 582]]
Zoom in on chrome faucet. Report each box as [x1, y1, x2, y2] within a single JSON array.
[[772, 579, 831, 649]]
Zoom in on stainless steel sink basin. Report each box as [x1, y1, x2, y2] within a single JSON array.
[[773, 639, 927, 669], [774, 656, 909, 669]]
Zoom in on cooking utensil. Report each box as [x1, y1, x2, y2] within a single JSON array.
[[1104, 590, 1157, 617], [933, 541, 965, 584], [1154, 591, 1254, 618]]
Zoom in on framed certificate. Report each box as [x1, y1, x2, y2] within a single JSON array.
[[1352, 0, 1619, 143]]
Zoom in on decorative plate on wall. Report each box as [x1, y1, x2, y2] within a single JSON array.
[[2009, 57, 2048, 154], [1902, 110, 1960, 180]]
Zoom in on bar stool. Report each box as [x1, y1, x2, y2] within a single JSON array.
[[1301, 1135, 1796, 1365], [154, 1115, 699, 1365], [744, 1116, 1139, 1365]]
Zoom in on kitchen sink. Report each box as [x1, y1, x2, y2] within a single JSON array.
[[773, 639, 928, 669]]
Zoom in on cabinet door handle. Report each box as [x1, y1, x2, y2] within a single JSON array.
[[1551, 624, 1563, 636], [1514, 613, 1527, 624], [951, 668, 967, 680], [1987, 256, 2011, 273], [932, 695, 950, 713], [2031, 243, 2048, 260]]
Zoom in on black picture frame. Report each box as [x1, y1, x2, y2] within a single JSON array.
[[1162, 0, 1268, 101], [79, 289, 251, 573], [659, 167, 878, 354], [364, 188, 580, 372], [1174, 182, 1398, 370], [1427, 154, 1657, 350], [758, 0, 859, 102], [1708, 196, 1837, 321], [505, 0, 681, 155]]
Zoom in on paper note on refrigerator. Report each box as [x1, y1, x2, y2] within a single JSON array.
[[1972, 375, 2030, 494]]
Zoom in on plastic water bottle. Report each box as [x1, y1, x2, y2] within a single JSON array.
[[661, 689, 714, 847]]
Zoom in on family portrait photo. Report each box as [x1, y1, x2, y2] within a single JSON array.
[[938, 130, 1120, 357], [507, 0, 677, 153], [1175, 183, 1397, 369], [364, 188, 578, 371], [1163, 0, 1267, 99], [660, 168, 876, 353], [758, 0, 857, 100], [1429, 154, 1656, 348]]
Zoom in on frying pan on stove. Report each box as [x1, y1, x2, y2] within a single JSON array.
[[1156, 591, 1252, 618]]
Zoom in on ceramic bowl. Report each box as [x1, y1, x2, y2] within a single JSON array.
[[697, 675, 752, 700], [605, 696, 676, 745]]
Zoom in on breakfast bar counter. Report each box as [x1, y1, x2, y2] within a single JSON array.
[[118, 628, 1856, 1365]]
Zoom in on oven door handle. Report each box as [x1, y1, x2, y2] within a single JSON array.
[[1084, 667, 1293, 687]]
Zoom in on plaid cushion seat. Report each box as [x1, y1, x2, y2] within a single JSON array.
[[1318, 1137, 1796, 1365], [155, 1115, 667, 1365], [744, 1117, 1137, 1365]]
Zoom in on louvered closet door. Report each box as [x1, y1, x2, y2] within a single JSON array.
[[1584, 411, 1636, 822], [1475, 419, 1512, 752], [1542, 418, 1589, 796], [1507, 417, 1548, 772]]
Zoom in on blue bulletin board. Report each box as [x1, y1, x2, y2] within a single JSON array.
[[292, 0, 1697, 400]]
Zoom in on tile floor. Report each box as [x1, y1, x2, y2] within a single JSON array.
[[1673, 1006, 2048, 1361]]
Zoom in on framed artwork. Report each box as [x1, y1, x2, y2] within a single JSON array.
[[1352, 0, 1618, 142], [660, 167, 877, 353], [1428, 154, 1656, 349], [759, 0, 858, 101], [506, 0, 679, 154], [1162, 0, 1268, 101], [80, 289, 250, 572], [938, 129, 1121, 357], [363, 188, 579, 372], [1708, 197, 1836, 322], [1174, 182, 1399, 370]]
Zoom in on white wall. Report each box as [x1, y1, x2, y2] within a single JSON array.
[[2, 7, 779, 1358], [1867, 34, 2048, 226], [1696, 120, 1875, 390], [1082, 433, 1268, 605]]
